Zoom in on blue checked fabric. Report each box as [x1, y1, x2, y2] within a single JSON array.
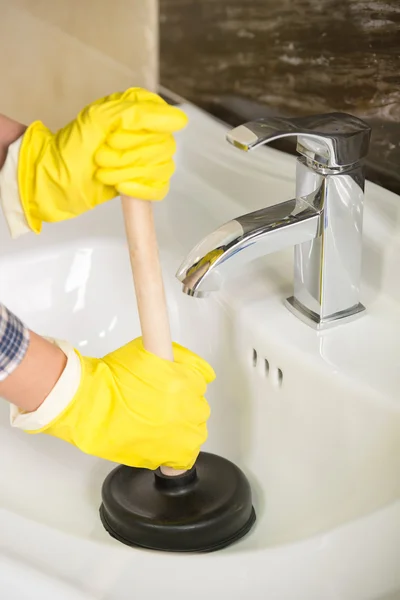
[[0, 304, 30, 381]]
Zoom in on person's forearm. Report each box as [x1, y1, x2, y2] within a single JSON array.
[[0, 330, 67, 412], [0, 114, 26, 169], [0, 304, 67, 412]]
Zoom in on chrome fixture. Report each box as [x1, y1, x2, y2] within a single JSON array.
[[176, 113, 371, 329]]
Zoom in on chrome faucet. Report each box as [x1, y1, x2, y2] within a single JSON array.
[[176, 113, 371, 330]]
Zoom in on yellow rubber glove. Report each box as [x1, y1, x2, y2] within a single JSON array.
[[29, 338, 215, 471], [18, 88, 188, 234]]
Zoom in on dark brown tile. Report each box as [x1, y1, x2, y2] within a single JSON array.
[[160, 0, 400, 194]]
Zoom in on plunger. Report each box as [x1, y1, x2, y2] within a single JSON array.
[[99, 195, 256, 552]]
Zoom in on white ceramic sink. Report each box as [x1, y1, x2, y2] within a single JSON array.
[[0, 103, 399, 600]]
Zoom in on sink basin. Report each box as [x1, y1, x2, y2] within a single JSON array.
[[0, 103, 399, 599]]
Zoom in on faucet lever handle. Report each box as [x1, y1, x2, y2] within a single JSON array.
[[226, 112, 371, 168]]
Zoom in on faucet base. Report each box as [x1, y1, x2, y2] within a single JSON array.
[[285, 297, 366, 331]]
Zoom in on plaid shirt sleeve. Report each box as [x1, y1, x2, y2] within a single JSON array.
[[0, 304, 30, 381]]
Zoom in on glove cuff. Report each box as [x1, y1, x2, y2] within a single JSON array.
[[0, 136, 31, 239], [10, 338, 81, 431]]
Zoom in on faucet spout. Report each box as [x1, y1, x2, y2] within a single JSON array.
[[176, 194, 321, 298]]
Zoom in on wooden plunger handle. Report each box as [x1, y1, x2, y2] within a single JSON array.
[[121, 195, 185, 477]]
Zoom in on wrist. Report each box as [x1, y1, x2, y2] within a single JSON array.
[[10, 338, 82, 431], [0, 114, 26, 169], [0, 136, 32, 238]]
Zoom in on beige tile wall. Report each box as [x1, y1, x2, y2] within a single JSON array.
[[0, 1, 158, 129]]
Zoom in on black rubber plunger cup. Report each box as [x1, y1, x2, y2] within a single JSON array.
[[99, 196, 256, 552], [100, 452, 256, 552]]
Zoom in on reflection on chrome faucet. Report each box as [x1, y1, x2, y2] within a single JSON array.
[[176, 113, 371, 330]]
